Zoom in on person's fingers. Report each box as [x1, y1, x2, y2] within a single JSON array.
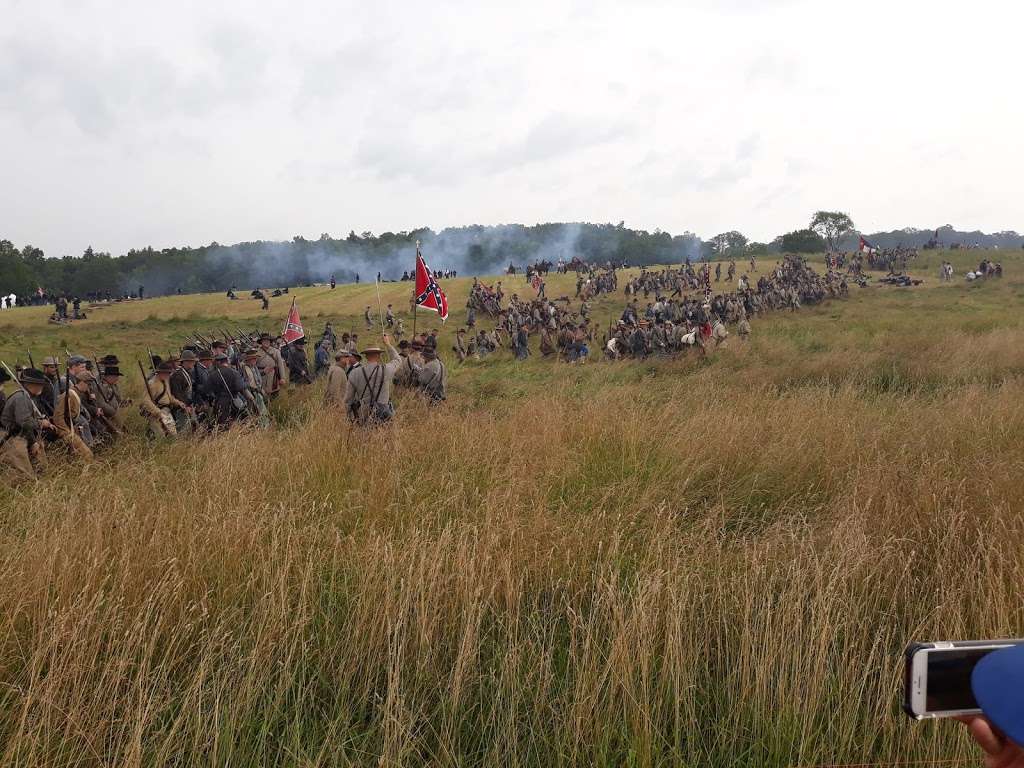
[[966, 716, 1006, 756]]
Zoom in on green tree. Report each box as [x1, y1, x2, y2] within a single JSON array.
[[709, 231, 749, 256], [809, 211, 854, 252], [780, 229, 826, 254]]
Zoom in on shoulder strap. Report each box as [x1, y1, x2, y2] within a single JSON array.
[[358, 365, 381, 403]]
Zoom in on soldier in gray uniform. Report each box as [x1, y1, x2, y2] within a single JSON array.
[[343, 335, 402, 425], [65, 355, 95, 447], [91, 364, 127, 435], [417, 347, 447, 404], [324, 349, 353, 407], [0, 368, 52, 481]]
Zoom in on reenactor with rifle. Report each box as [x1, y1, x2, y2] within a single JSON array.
[[39, 356, 60, 417], [285, 338, 311, 385], [92, 363, 128, 431], [65, 355, 96, 447], [240, 348, 270, 428], [140, 361, 183, 438], [170, 350, 197, 434], [0, 366, 53, 480], [201, 353, 245, 428], [52, 370, 95, 460], [256, 334, 286, 399]]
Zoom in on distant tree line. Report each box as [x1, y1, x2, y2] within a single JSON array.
[[1, 218, 1021, 298]]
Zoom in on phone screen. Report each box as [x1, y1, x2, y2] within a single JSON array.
[[926, 648, 993, 712]]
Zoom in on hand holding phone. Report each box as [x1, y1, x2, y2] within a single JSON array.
[[904, 640, 1023, 719]]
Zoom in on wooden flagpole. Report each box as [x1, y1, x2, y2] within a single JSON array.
[[374, 277, 386, 339], [412, 240, 420, 340]]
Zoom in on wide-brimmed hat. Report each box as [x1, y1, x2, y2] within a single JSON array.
[[102, 366, 124, 377], [41, 356, 59, 367], [361, 346, 383, 355], [154, 361, 174, 373], [18, 368, 47, 385], [213, 353, 229, 362], [179, 349, 197, 362], [243, 348, 259, 358], [100, 354, 120, 365], [197, 349, 213, 361]]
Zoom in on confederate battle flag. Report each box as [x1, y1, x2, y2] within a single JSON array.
[[858, 236, 878, 254], [414, 243, 449, 322], [282, 298, 305, 344]]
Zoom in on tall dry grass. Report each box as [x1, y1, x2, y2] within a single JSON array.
[[0, 259, 1022, 766], [1, 339, 1023, 765]]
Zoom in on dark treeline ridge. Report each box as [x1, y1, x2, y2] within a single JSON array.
[[1, 222, 1020, 298]]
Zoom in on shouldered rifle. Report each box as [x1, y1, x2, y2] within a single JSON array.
[[63, 364, 72, 438], [27, 349, 35, 369], [214, 364, 248, 415], [138, 359, 170, 436], [1, 361, 48, 423]]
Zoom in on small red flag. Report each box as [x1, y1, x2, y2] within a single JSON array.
[[414, 244, 449, 322], [282, 299, 304, 344]]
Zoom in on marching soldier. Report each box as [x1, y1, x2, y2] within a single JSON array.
[[394, 340, 423, 388], [64, 355, 97, 447], [285, 338, 311, 384], [453, 328, 468, 362], [256, 334, 286, 399], [39, 356, 60, 417], [141, 361, 184, 438], [201, 353, 245, 428], [417, 347, 447, 403], [324, 349, 353, 406], [52, 370, 95, 460], [240, 348, 270, 428], [92, 364, 128, 431], [343, 335, 402, 426], [170, 350, 197, 434], [0, 368, 52, 480], [313, 338, 332, 378]]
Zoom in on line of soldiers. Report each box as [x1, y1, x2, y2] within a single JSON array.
[[0, 332, 300, 479], [0, 353, 131, 480], [605, 255, 842, 359]]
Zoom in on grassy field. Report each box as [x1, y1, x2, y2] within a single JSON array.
[[0, 250, 1021, 766]]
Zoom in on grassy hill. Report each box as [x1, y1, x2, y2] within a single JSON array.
[[0, 250, 1021, 766]]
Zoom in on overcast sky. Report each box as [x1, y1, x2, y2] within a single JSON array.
[[3, 0, 1022, 257]]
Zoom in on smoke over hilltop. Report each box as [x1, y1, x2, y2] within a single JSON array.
[[127, 222, 703, 295]]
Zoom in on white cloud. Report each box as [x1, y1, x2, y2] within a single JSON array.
[[1, 0, 1022, 257]]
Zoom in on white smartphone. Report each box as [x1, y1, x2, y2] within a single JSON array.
[[904, 639, 1024, 719]]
